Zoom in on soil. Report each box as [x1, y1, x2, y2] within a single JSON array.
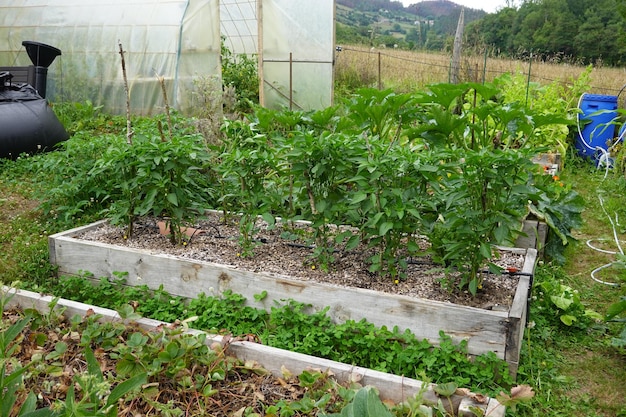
[[77, 211, 524, 310]]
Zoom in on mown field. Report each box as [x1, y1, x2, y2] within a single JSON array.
[[334, 45, 625, 96]]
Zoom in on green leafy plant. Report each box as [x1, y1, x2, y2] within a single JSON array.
[[220, 38, 259, 114], [283, 130, 358, 270], [93, 127, 214, 244], [526, 169, 585, 264], [532, 265, 602, 328], [52, 274, 513, 392], [320, 386, 393, 417], [429, 148, 536, 294], [1, 366, 52, 417], [216, 119, 279, 256], [343, 88, 419, 141], [495, 67, 592, 157], [51, 346, 147, 417], [0, 315, 50, 417], [34, 132, 113, 227], [348, 140, 436, 279], [606, 296, 626, 347], [51, 100, 120, 136]]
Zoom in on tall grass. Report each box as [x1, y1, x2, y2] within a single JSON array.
[[334, 46, 626, 96]]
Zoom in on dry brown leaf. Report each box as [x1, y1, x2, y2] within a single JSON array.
[[232, 407, 246, 417], [254, 390, 266, 401], [510, 384, 535, 400], [467, 392, 488, 404], [349, 372, 363, 383], [276, 377, 290, 388], [281, 365, 293, 379]]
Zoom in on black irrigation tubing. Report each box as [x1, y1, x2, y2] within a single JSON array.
[[183, 229, 537, 317]]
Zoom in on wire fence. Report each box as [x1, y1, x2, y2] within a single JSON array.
[[334, 46, 626, 99]]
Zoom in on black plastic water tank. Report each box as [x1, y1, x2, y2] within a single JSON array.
[[21, 41, 62, 98]]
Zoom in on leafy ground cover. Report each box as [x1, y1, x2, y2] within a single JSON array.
[[41, 274, 514, 391], [3, 293, 459, 416]]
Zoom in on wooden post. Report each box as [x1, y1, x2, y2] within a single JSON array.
[[482, 48, 488, 84], [526, 53, 533, 107], [450, 9, 465, 84], [378, 51, 382, 90]]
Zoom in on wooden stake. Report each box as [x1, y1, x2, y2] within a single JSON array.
[[155, 70, 172, 141], [118, 41, 133, 145], [257, 0, 264, 107]]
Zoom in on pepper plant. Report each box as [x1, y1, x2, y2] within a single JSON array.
[[348, 139, 439, 279], [343, 88, 419, 140], [216, 118, 280, 256], [408, 80, 575, 293], [428, 148, 536, 294], [283, 130, 359, 270], [93, 121, 214, 245]]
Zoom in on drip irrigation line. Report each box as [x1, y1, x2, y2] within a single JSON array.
[[585, 195, 624, 287], [586, 238, 626, 255]]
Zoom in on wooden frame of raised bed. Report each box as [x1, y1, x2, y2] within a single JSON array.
[[3, 286, 506, 416], [49, 220, 537, 376]]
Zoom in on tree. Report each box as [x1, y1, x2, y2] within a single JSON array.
[[465, 0, 626, 65]]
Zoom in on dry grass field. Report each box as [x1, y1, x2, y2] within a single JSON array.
[[334, 45, 626, 97]]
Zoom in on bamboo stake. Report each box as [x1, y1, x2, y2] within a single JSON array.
[[118, 41, 133, 145], [289, 52, 293, 110], [155, 70, 172, 141], [257, 0, 265, 107]]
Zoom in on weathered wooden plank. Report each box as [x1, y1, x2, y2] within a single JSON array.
[[2, 286, 504, 417], [504, 248, 536, 373], [515, 219, 548, 255], [51, 234, 509, 358], [49, 220, 108, 265], [49, 223, 536, 372], [515, 219, 538, 249]]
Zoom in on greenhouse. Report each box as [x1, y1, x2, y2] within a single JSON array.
[[0, 0, 334, 114], [0, 0, 220, 114]]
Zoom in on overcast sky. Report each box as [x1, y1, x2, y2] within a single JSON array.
[[400, 0, 513, 14]]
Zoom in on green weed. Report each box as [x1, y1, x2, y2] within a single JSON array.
[[50, 274, 513, 393]]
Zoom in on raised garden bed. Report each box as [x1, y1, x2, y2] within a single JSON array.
[[3, 286, 506, 416], [49, 218, 537, 376]]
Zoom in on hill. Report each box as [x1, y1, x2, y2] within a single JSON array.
[[335, 0, 487, 50]]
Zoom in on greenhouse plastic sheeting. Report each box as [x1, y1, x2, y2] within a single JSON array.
[[260, 0, 334, 110], [0, 0, 220, 115], [221, 0, 258, 55]]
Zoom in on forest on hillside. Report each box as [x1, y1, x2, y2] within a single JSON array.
[[336, 0, 486, 51], [465, 0, 626, 65], [336, 0, 626, 66]]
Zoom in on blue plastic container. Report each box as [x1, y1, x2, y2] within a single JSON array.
[[575, 94, 618, 162]]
